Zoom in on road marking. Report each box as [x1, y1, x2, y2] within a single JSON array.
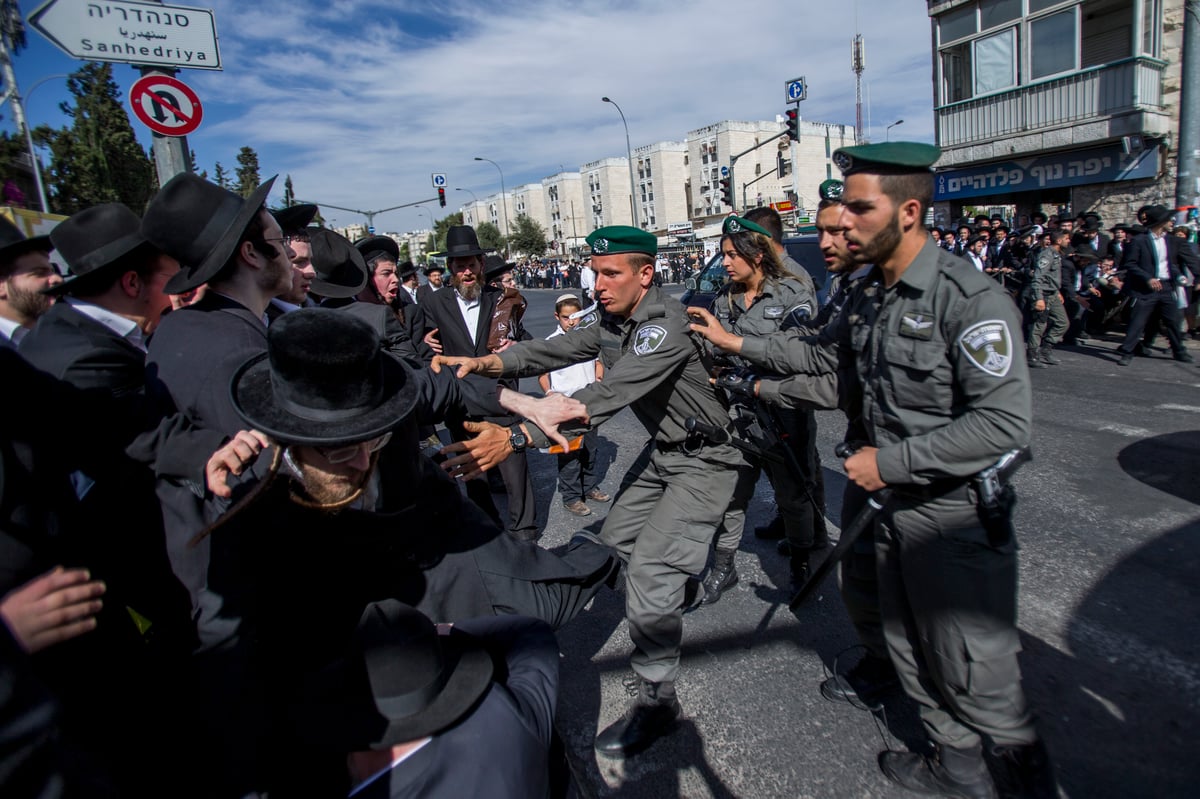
[[1098, 423, 1152, 437], [1155, 403, 1200, 413]]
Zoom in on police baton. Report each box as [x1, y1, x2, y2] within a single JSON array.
[[788, 442, 891, 615]]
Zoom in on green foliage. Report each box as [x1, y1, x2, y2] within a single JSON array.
[[508, 214, 547, 257], [38, 63, 157, 214], [399, 241, 410, 262], [475, 220, 505, 252], [431, 212, 464, 251], [213, 161, 231, 190], [0, 131, 36, 206], [235, 146, 261, 197]]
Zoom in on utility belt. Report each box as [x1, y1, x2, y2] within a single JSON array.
[[893, 477, 973, 503]]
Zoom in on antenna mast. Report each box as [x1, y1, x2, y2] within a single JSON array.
[[852, 34, 866, 144]]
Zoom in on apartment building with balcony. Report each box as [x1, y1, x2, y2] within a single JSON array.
[[512, 182, 548, 233], [928, 0, 1178, 224], [581, 157, 635, 230], [542, 171, 587, 256], [631, 141, 689, 233]]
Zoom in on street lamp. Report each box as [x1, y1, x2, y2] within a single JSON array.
[[601, 96, 640, 229], [885, 119, 904, 141], [415, 206, 433, 228], [474, 156, 510, 256], [455, 187, 478, 203]]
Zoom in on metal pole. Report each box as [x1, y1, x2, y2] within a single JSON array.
[[1176, 0, 1200, 216], [145, 1, 192, 183], [0, 34, 48, 211], [602, 97, 640, 229], [474, 156, 510, 256], [885, 119, 904, 142]]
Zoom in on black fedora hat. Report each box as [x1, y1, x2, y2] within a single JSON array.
[[271, 203, 318, 234], [230, 308, 418, 446], [307, 228, 368, 299], [300, 600, 493, 751], [1142, 204, 1173, 227], [483, 253, 512, 281], [0, 215, 51, 266], [444, 225, 488, 258], [398, 261, 417, 280], [142, 172, 276, 295], [422, 262, 445, 276], [354, 235, 400, 264], [46, 203, 151, 296]]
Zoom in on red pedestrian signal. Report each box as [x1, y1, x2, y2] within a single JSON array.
[[784, 109, 799, 141], [719, 177, 734, 208], [438, 187, 446, 207]]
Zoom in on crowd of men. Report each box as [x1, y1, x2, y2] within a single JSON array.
[[3, 137, 1194, 798]]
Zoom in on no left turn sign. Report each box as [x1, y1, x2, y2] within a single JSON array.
[[129, 75, 203, 137]]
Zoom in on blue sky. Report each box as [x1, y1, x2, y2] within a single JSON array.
[[8, 0, 934, 233]]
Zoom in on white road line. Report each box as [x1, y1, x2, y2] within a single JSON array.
[[1098, 424, 1153, 437], [1155, 404, 1200, 413]]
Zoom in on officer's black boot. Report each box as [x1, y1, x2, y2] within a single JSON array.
[[985, 740, 1059, 799], [1039, 344, 1061, 365], [819, 653, 901, 708], [789, 552, 811, 594], [880, 742, 998, 799], [699, 548, 738, 606], [594, 678, 681, 758], [1026, 345, 1044, 369]]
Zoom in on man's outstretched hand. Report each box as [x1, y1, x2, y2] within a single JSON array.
[[430, 354, 504, 379]]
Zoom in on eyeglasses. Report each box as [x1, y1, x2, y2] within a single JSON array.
[[316, 432, 392, 464], [283, 234, 309, 245]]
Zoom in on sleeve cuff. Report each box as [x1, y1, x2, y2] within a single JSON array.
[[875, 444, 908, 486], [739, 335, 769, 367]]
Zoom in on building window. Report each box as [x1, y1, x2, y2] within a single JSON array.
[[1030, 8, 1077, 79], [1141, 0, 1161, 56], [974, 28, 1017, 94], [939, 2, 977, 43], [942, 42, 973, 103], [981, 0, 1022, 29]]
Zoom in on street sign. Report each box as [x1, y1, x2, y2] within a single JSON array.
[[785, 76, 807, 103], [129, 75, 202, 137], [773, 200, 795, 212], [431, 173, 447, 188], [720, 166, 729, 177], [29, 0, 222, 71]]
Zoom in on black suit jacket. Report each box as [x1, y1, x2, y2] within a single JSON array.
[[1122, 233, 1200, 295], [416, 283, 440, 304]]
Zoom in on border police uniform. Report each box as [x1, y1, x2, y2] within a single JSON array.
[[737, 144, 1056, 798], [1026, 244, 1068, 366], [495, 226, 746, 758]]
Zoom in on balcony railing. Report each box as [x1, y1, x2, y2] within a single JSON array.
[[936, 56, 1166, 148]]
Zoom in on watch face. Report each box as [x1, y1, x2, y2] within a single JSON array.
[[510, 431, 527, 451]]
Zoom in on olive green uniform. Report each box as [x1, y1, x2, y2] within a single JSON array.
[[498, 284, 745, 683], [739, 238, 1038, 749], [1028, 247, 1068, 353]]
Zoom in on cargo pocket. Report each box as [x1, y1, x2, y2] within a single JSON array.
[[664, 525, 716, 577], [964, 631, 1023, 698], [883, 336, 949, 409]]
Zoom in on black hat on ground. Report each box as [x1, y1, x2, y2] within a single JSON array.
[[483, 253, 511, 281], [1142, 205, 1173, 227], [271, 204, 318, 234], [46, 203, 151, 296], [299, 600, 494, 751], [0, 215, 51, 268], [230, 308, 418, 446], [307, 229, 368, 299], [354, 235, 400, 265], [444, 225, 488, 258], [142, 172, 276, 295]]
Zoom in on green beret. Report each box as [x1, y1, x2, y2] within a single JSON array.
[[832, 142, 942, 176], [721, 215, 772, 238], [818, 179, 844, 202], [586, 225, 657, 257]]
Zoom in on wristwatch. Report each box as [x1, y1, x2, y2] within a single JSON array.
[[508, 426, 528, 453]]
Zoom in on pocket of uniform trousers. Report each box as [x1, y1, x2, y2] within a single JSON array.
[[664, 525, 716, 577], [882, 337, 950, 409], [964, 631, 1023, 698]]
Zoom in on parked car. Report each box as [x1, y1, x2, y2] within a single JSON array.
[[679, 234, 828, 311]]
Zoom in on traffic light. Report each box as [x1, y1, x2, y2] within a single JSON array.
[[719, 177, 733, 208], [437, 187, 446, 207], [784, 108, 799, 141]]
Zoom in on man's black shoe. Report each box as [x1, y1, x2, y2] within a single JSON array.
[[880, 744, 997, 799], [819, 654, 901, 708], [1039, 346, 1061, 365], [595, 679, 681, 758], [1026, 349, 1044, 369], [699, 548, 738, 606], [986, 740, 1059, 799], [1117, 351, 1133, 366], [1174, 351, 1194, 363], [754, 515, 785, 540]]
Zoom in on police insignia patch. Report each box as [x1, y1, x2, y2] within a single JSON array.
[[633, 324, 668, 355], [764, 305, 785, 319], [592, 238, 609, 254], [727, 219, 744, 233], [958, 319, 1012, 377], [899, 312, 936, 340]]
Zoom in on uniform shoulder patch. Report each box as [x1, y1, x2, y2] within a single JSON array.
[[569, 303, 600, 330], [633, 324, 669, 355], [958, 319, 1012, 377]]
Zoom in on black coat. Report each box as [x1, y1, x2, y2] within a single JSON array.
[[1122, 233, 1200, 296]]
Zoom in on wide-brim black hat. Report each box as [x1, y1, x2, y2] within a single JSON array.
[[307, 228, 368, 299], [354, 235, 400, 264], [271, 204, 318, 234], [142, 173, 276, 295], [398, 261, 417, 280], [46, 203, 151, 296], [299, 600, 494, 751], [422, 263, 445, 275], [0, 215, 51, 266], [230, 308, 418, 446], [483, 253, 511, 281], [444, 225, 488, 258], [1142, 205, 1172, 227]]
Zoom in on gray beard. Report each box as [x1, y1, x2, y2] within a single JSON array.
[[455, 280, 481, 302]]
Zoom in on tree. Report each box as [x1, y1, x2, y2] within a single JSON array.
[[475, 221, 505, 253], [283, 174, 295, 207], [432, 212, 464, 251], [508, 214, 547, 257], [37, 63, 157, 214], [235, 146, 260, 197], [213, 161, 231, 190]]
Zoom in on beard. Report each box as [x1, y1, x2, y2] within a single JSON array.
[[452, 273, 481, 301], [851, 209, 903, 266], [5, 280, 53, 321]]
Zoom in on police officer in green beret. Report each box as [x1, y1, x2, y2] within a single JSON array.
[[432, 225, 747, 758], [688, 143, 1056, 798]]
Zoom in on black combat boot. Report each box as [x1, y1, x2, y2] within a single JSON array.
[[1039, 344, 1061, 365], [754, 514, 785, 539], [594, 678, 682, 758], [1026, 346, 1044, 368], [986, 740, 1059, 799], [880, 742, 998, 799], [699, 548, 738, 605], [819, 653, 901, 708], [789, 553, 811, 594]]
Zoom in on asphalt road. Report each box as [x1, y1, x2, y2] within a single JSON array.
[[505, 287, 1200, 798]]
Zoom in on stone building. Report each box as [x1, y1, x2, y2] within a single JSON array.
[[632, 141, 689, 233], [581, 157, 636, 230], [542, 171, 587, 256]]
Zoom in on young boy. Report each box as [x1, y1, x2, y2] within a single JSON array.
[[537, 294, 608, 517]]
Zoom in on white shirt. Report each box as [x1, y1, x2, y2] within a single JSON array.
[[545, 326, 597, 396], [64, 296, 146, 351], [967, 252, 984, 272], [347, 738, 432, 797], [455, 289, 481, 345], [0, 316, 28, 347], [579, 267, 595, 292], [1153, 235, 1170, 280]]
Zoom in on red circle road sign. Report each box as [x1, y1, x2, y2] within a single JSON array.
[[129, 75, 202, 137]]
